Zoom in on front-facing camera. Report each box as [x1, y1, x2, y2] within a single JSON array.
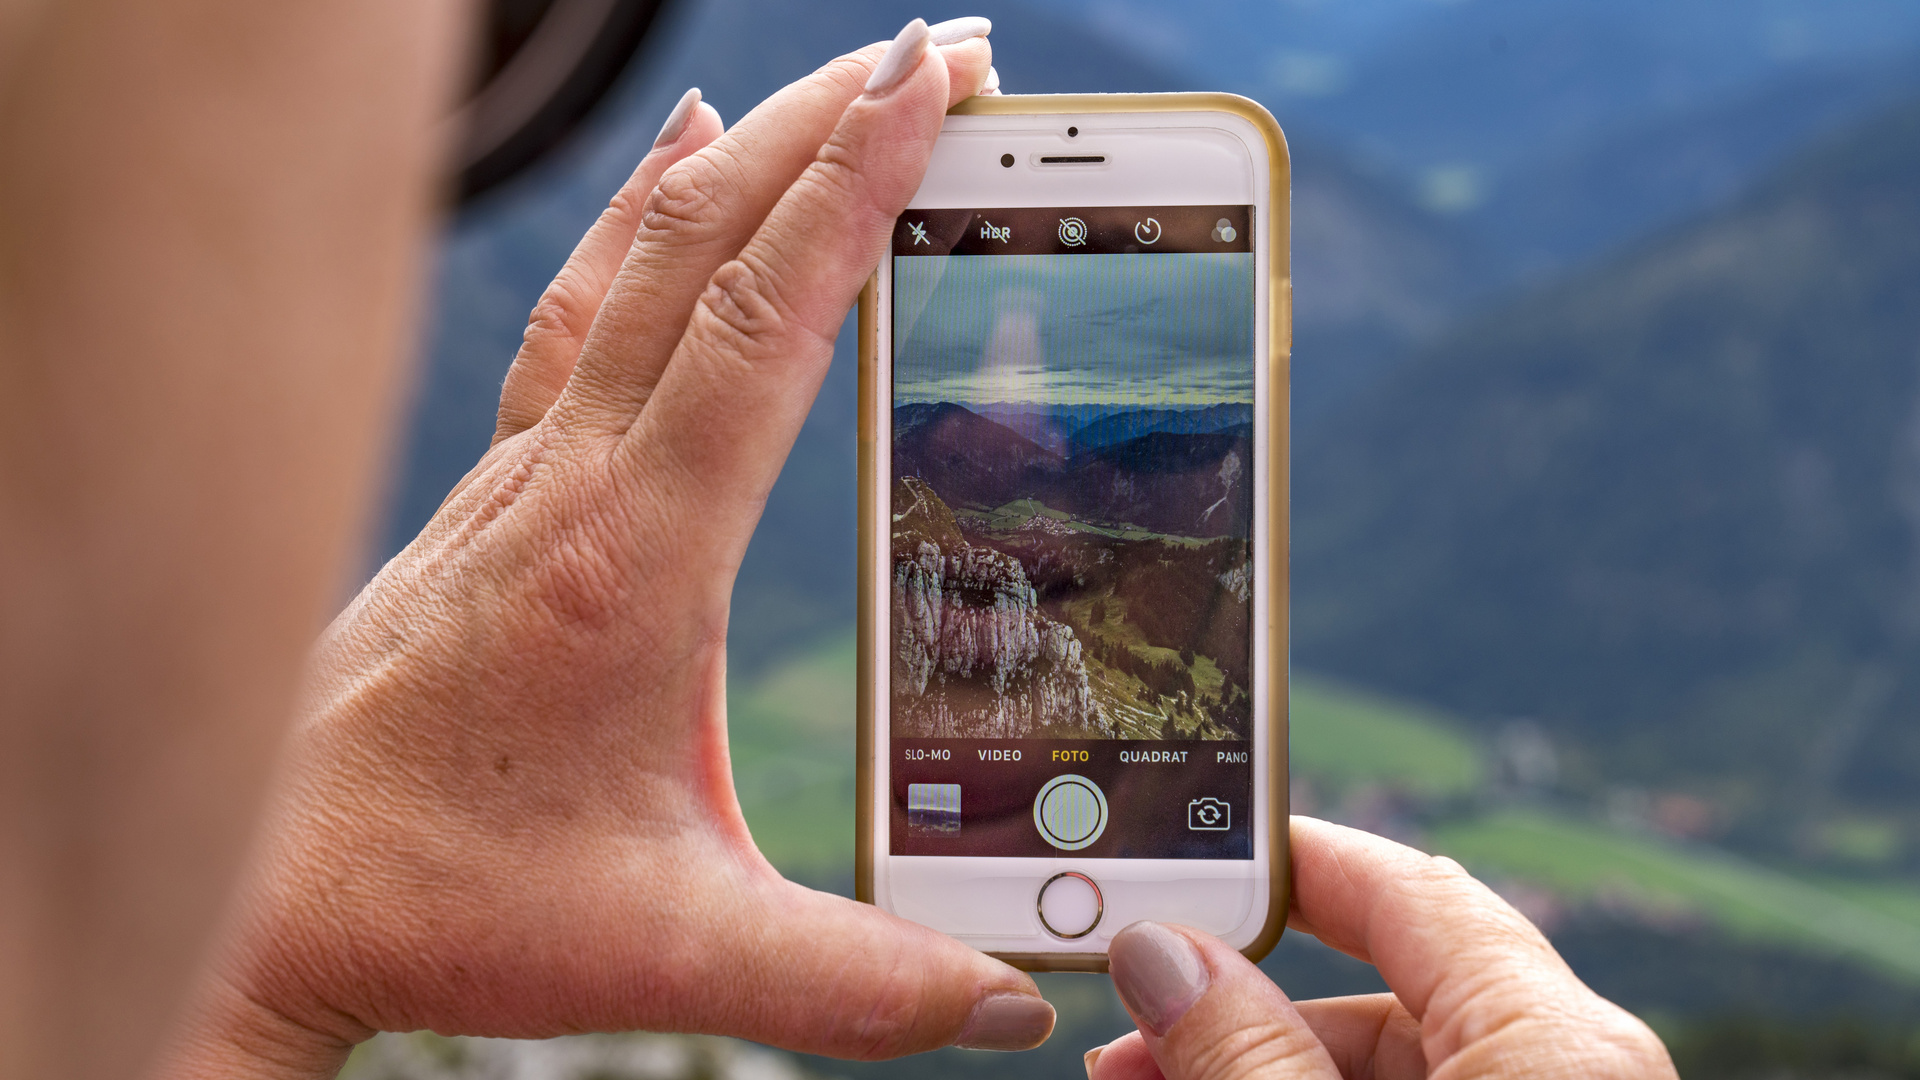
[[1000, 153, 1015, 167]]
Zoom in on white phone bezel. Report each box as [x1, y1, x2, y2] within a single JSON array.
[[859, 99, 1287, 968]]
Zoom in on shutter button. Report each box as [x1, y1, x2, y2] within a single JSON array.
[[1033, 774, 1108, 850]]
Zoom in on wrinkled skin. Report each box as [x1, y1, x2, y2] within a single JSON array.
[[151, 33, 1056, 1080], [1087, 819, 1679, 1080]]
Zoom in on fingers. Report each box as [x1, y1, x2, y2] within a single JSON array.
[[1286, 817, 1676, 1077], [493, 91, 725, 445], [615, 21, 960, 580], [1090, 994, 1425, 1080], [701, 878, 1054, 1058], [550, 24, 991, 435], [1286, 817, 1576, 1024], [1104, 922, 1343, 1080], [1285, 818, 1557, 1006], [1293, 995, 1426, 1079], [1087, 1032, 1164, 1080]]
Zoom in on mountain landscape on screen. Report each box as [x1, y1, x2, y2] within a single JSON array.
[[893, 402, 1256, 539], [890, 403, 1253, 741]]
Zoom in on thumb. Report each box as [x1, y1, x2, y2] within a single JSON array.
[[1100, 922, 1342, 1080], [699, 877, 1057, 1058]]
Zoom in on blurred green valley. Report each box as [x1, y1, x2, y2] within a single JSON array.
[[731, 636, 1920, 989]]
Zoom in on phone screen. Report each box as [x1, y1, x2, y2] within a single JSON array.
[[888, 204, 1257, 861]]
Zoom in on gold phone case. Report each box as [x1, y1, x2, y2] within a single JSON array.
[[855, 93, 1292, 972]]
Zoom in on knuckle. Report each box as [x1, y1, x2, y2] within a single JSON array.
[[1445, 976, 1546, 1043], [521, 274, 593, 350], [1410, 854, 1547, 943], [1595, 1010, 1679, 1079], [838, 965, 927, 1060], [1416, 853, 1482, 896], [1443, 974, 1628, 1064], [1451, 1008, 1676, 1080], [640, 158, 730, 239], [1186, 1020, 1327, 1080], [699, 259, 785, 349], [695, 255, 819, 360], [531, 531, 628, 635], [606, 176, 650, 226], [808, 139, 871, 208]]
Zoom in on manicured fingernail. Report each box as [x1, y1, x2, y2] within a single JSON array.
[[929, 15, 991, 45], [1083, 1044, 1105, 1078], [982, 65, 1001, 94], [866, 18, 931, 94], [652, 87, 700, 149], [1109, 922, 1209, 1037], [954, 991, 1056, 1051]]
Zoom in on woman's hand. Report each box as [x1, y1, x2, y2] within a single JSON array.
[[155, 18, 1054, 1079], [1086, 818, 1678, 1080]]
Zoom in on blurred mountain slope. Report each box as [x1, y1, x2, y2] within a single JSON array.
[[1294, 98, 1920, 834], [1277, 0, 1920, 173], [1034, 0, 1920, 291], [1475, 47, 1920, 279]]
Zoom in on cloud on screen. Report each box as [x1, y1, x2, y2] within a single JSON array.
[[893, 253, 1255, 406]]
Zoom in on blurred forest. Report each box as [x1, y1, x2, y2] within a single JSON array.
[[362, 0, 1920, 1076]]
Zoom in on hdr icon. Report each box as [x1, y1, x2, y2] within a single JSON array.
[[979, 220, 1011, 242]]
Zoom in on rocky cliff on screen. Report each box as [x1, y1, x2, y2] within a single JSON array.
[[887, 403, 1256, 742], [891, 477, 1110, 739]]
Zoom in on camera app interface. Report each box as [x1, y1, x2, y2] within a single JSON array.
[[889, 204, 1256, 860]]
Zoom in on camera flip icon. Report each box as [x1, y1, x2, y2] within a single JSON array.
[[1187, 797, 1231, 831]]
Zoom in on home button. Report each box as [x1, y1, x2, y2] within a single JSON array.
[[1037, 871, 1103, 939]]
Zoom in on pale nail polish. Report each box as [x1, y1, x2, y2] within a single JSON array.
[[1083, 1044, 1105, 1078], [928, 15, 992, 45], [866, 18, 931, 94], [1109, 922, 1210, 1037], [954, 991, 1056, 1051], [652, 87, 701, 149], [982, 65, 1001, 94]]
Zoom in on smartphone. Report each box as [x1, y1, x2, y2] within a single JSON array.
[[856, 93, 1290, 971]]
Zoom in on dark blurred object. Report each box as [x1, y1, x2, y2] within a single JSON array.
[[454, 0, 670, 202]]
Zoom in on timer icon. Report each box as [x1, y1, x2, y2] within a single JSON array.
[[1134, 217, 1161, 244]]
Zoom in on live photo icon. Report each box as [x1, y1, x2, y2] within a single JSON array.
[[1188, 797, 1230, 831]]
